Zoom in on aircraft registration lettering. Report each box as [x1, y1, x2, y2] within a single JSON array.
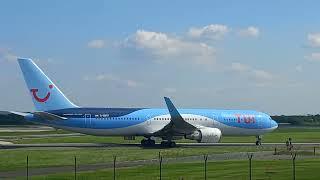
[[95, 114, 110, 119]]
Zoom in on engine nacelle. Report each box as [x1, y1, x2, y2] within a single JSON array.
[[185, 128, 222, 143]]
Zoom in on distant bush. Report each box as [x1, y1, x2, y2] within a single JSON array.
[[272, 115, 320, 126], [0, 114, 34, 125]]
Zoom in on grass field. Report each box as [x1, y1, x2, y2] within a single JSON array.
[[1, 127, 320, 179], [0, 146, 274, 171], [16, 159, 320, 180]]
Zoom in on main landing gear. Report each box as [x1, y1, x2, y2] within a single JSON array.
[[255, 135, 262, 146], [141, 138, 155, 147], [160, 141, 176, 148], [140, 138, 177, 148]]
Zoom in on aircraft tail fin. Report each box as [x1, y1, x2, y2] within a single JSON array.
[[17, 58, 77, 111]]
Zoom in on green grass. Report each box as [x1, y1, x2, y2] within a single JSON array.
[[222, 128, 320, 143], [1, 127, 320, 173], [0, 146, 270, 171], [0, 145, 318, 172], [17, 159, 320, 180]]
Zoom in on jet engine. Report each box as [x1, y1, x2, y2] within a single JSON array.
[[185, 128, 222, 143]]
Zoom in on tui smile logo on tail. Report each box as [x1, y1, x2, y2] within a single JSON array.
[[30, 84, 53, 103]]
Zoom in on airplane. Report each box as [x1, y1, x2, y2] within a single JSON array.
[[2, 58, 278, 147]]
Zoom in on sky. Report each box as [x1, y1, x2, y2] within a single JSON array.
[[1, 1, 320, 115]]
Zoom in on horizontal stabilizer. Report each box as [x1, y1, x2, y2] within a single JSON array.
[[33, 112, 67, 121], [0, 111, 31, 117]]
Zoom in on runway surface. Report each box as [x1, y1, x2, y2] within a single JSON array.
[[1, 142, 320, 149], [0, 125, 55, 132]]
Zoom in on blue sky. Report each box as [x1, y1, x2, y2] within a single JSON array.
[[1, 1, 320, 115]]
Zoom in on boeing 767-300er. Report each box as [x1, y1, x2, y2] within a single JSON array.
[[1, 58, 278, 147]]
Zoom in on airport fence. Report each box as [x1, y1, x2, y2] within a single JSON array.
[[19, 145, 320, 179]]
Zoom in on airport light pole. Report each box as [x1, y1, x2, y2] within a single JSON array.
[[74, 156, 77, 180], [292, 153, 297, 180], [26, 155, 29, 180], [247, 153, 253, 180], [204, 154, 208, 180], [113, 155, 117, 180], [159, 152, 163, 180]]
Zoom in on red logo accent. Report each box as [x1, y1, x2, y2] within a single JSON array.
[[235, 114, 255, 124], [30, 85, 53, 103], [235, 114, 241, 123]]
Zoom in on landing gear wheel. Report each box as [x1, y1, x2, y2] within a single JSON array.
[[170, 141, 176, 147], [255, 140, 261, 146], [149, 139, 155, 146], [255, 136, 262, 146], [161, 141, 166, 147], [160, 141, 176, 148], [141, 138, 155, 147], [141, 139, 147, 146]]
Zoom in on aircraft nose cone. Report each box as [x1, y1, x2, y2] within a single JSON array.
[[271, 119, 278, 130]]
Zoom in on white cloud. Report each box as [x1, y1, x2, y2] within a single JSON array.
[[95, 74, 117, 81], [163, 88, 177, 93], [231, 62, 250, 72], [0, 48, 17, 62], [252, 69, 273, 81], [230, 62, 273, 84], [188, 24, 229, 40], [122, 30, 216, 64], [238, 26, 260, 38], [126, 80, 138, 88], [83, 73, 139, 88], [87, 39, 105, 49], [307, 33, 320, 47], [305, 52, 320, 62], [295, 65, 303, 72], [3, 53, 17, 61]]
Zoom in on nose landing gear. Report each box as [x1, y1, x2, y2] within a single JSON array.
[[255, 135, 262, 146]]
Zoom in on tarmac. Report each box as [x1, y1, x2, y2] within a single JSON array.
[[0, 142, 319, 149]]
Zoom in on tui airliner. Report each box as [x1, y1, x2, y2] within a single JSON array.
[[2, 58, 278, 147]]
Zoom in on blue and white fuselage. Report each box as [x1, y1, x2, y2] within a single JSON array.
[[4, 58, 278, 146], [26, 108, 277, 136]]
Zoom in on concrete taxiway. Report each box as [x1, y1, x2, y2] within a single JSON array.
[[0, 125, 55, 132], [1, 142, 319, 149]]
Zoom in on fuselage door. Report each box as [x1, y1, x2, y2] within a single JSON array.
[[256, 115, 263, 129], [212, 114, 217, 127], [85, 114, 91, 128], [146, 115, 151, 125]]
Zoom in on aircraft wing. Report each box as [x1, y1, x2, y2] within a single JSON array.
[[153, 97, 197, 137]]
